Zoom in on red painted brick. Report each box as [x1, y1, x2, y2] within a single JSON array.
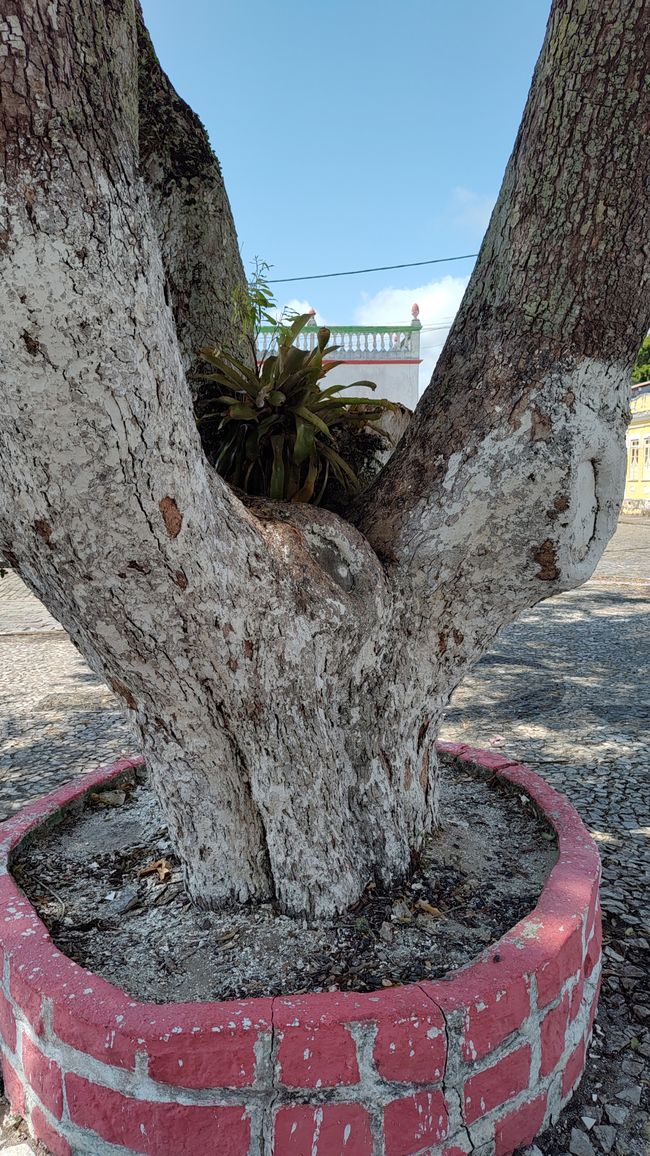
[[53, 994, 140, 1071], [65, 1074, 250, 1156], [146, 1033, 255, 1089], [22, 1035, 63, 1119], [10, 966, 45, 1035], [462, 975, 530, 1062], [30, 1105, 72, 1156], [540, 861, 598, 921], [274, 1104, 373, 1154], [56, 972, 267, 1077], [457, 747, 517, 771], [424, 942, 540, 1060], [540, 993, 569, 1077], [464, 1045, 531, 1125], [588, 980, 601, 1031], [384, 1090, 448, 1155], [584, 921, 602, 979], [2, 1056, 25, 1116], [145, 1003, 271, 1089], [0, 753, 603, 1155], [562, 1038, 586, 1098], [570, 975, 585, 1022], [275, 988, 446, 1090], [495, 1092, 547, 1155], [585, 887, 601, 947], [0, 989, 16, 1051], [42, 957, 154, 1073], [434, 741, 468, 759], [536, 920, 583, 1007], [276, 1021, 359, 1088], [374, 1002, 446, 1083]]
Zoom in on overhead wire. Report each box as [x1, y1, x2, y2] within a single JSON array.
[[267, 252, 479, 284]]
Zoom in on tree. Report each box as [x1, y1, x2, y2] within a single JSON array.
[[633, 334, 650, 383], [1, 1, 648, 919]]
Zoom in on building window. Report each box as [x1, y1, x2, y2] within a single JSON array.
[[629, 439, 640, 480], [644, 437, 650, 480]]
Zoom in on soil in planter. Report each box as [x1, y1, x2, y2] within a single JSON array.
[[13, 758, 558, 1003]]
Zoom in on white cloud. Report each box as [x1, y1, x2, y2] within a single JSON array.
[[279, 298, 327, 325], [354, 274, 470, 394], [451, 186, 496, 236]]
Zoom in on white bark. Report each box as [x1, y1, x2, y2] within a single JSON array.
[[1, 0, 649, 918]]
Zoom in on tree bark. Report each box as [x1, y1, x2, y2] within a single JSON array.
[[1, 0, 649, 918], [135, 4, 247, 375], [356, 0, 650, 610], [0, 0, 272, 903]]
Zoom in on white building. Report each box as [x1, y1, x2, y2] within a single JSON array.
[[256, 305, 423, 411]]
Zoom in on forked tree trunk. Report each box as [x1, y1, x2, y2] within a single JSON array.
[[1, 0, 649, 917]]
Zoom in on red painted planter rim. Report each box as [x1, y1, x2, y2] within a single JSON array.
[[0, 744, 600, 1038]]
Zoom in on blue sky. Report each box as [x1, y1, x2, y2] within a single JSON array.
[[141, 0, 551, 387]]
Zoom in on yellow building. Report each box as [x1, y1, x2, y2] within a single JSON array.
[[623, 382, 650, 514]]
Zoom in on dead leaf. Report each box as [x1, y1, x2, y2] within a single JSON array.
[[137, 858, 172, 883], [217, 930, 238, 946], [90, 789, 126, 807], [416, 899, 442, 917]]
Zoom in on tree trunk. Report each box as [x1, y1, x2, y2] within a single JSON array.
[[1, 0, 649, 918], [135, 5, 248, 375], [356, 1, 650, 601]]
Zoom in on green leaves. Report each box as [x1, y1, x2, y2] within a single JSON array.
[[270, 435, 286, 500], [294, 417, 315, 465], [195, 312, 395, 504], [633, 334, 650, 383], [293, 404, 331, 437], [230, 257, 277, 345]]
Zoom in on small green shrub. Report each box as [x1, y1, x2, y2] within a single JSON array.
[[195, 314, 394, 504], [633, 334, 650, 383], [230, 258, 278, 364]]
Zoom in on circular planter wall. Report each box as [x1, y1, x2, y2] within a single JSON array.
[[0, 745, 601, 1156]]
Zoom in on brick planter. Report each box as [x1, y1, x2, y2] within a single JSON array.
[[0, 745, 601, 1156]]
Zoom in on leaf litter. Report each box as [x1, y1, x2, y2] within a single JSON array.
[[13, 756, 557, 1003]]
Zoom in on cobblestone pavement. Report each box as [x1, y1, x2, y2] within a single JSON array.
[[0, 573, 134, 823], [443, 519, 650, 1156], [0, 520, 648, 1154]]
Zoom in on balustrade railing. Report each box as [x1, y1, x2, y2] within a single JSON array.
[[631, 385, 650, 414], [256, 324, 421, 362]]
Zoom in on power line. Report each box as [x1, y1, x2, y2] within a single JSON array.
[[267, 252, 479, 285]]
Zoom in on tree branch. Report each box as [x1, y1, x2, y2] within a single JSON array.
[[356, 0, 650, 620], [0, 0, 264, 672], [135, 4, 248, 376]]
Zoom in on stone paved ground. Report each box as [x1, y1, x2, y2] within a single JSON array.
[[443, 519, 650, 1156], [0, 573, 134, 824], [0, 520, 648, 1155]]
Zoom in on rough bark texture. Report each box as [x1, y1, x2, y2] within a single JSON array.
[[135, 4, 247, 375], [356, 1, 650, 594], [1, 1, 649, 918]]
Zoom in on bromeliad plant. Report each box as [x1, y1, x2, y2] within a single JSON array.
[[196, 314, 395, 504]]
